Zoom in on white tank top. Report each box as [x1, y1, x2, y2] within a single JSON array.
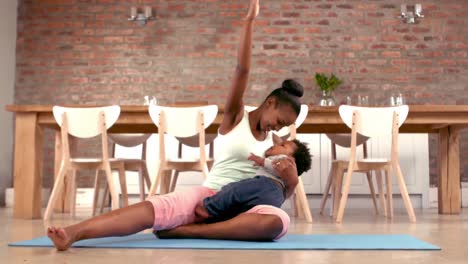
[[203, 110, 272, 191]]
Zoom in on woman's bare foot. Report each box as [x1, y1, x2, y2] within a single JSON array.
[[47, 227, 74, 251]]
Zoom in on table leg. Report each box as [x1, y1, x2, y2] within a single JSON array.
[[438, 126, 461, 214], [13, 113, 43, 219]]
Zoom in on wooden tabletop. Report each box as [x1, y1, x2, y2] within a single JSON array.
[[5, 104, 468, 134], [5, 104, 468, 113]]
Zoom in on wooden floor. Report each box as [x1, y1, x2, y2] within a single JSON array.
[[1, 207, 467, 264]]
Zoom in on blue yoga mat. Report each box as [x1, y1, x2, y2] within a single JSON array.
[[8, 233, 440, 250]]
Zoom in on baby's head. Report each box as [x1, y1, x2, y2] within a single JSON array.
[[265, 134, 312, 175]]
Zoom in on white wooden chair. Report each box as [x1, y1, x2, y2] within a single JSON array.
[[93, 133, 152, 215], [246, 105, 313, 223], [44, 106, 124, 221], [147, 105, 218, 196], [169, 134, 217, 192], [319, 133, 380, 217], [332, 105, 416, 223]]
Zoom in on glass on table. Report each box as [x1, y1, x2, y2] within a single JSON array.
[[143, 96, 157, 105], [345, 94, 369, 106], [358, 94, 369, 106], [389, 93, 405, 106]]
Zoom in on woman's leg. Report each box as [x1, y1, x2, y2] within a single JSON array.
[[157, 213, 282, 241], [47, 186, 217, 251], [47, 201, 155, 251], [157, 205, 290, 241]]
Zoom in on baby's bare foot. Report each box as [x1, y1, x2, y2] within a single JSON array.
[[47, 227, 74, 251]]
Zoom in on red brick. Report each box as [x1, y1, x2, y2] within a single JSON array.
[[317, 19, 330, 25], [382, 51, 401, 58], [304, 27, 321, 33], [382, 35, 400, 42], [368, 59, 387, 66], [371, 44, 388, 49], [391, 59, 409, 66]]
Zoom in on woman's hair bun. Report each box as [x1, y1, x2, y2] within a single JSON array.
[[281, 79, 304, 98]]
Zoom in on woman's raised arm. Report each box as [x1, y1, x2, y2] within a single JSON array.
[[219, 0, 259, 134]]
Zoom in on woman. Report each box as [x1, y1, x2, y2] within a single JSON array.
[[47, 0, 304, 250]]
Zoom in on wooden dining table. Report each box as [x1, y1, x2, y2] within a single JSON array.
[[5, 104, 468, 219]]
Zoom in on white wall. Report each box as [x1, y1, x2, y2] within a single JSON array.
[[0, 0, 17, 206]]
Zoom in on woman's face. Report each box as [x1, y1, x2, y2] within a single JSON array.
[[259, 99, 298, 133]]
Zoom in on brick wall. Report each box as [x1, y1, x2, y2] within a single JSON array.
[[14, 0, 467, 187]]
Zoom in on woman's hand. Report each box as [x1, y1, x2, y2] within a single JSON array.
[[273, 157, 299, 198], [272, 157, 295, 174], [245, 0, 260, 21]]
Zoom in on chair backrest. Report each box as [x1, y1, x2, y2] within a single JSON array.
[[148, 105, 218, 138], [53, 105, 121, 160], [149, 105, 218, 162], [326, 133, 370, 160], [108, 133, 151, 148], [338, 105, 409, 137], [325, 133, 369, 148], [244, 105, 257, 112], [338, 105, 408, 162], [108, 133, 151, 160], [53, 105, 121, 138], [245, 104, 308, 139], [175, 134, 217, 159]]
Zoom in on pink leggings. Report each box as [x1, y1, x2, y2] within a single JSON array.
[[147, 186, 290, 240]]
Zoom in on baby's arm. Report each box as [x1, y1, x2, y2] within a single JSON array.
[[249, 154, 286, 179], [248, 153, 265, 167], [250, 153, 298, 198]]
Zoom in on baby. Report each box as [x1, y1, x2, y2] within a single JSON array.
[[194, 134, 312, 223]]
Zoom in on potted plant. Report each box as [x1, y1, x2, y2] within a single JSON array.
[[315, 73, 342, 106]]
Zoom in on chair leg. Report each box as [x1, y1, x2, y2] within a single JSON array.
[[169, 170, 180, 193], [117, 163, 129, 207], [375, 170, 387, 217], [295, 177, 312, 223], [100, 183, 109, 214], [147, 166, 164, 198], [44, 162, 68, 221], [69, 170, 77, 218], [366, 171, 379, 215], [320, 163, 335, 215], [335, 167, 353, 223], [138, 167, 145, 202], [393, 162, 416, 223], [103, 165, 120, 210], [292, 193, 301, 217], [160, 170, 172, 195], [92, 170, 101, 216], [142, 163, 151, 191], [201, 163, 210, 179], [385, 167, 393, 218], [332, 165, 344, 218], [62, 172, 73, 214]]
